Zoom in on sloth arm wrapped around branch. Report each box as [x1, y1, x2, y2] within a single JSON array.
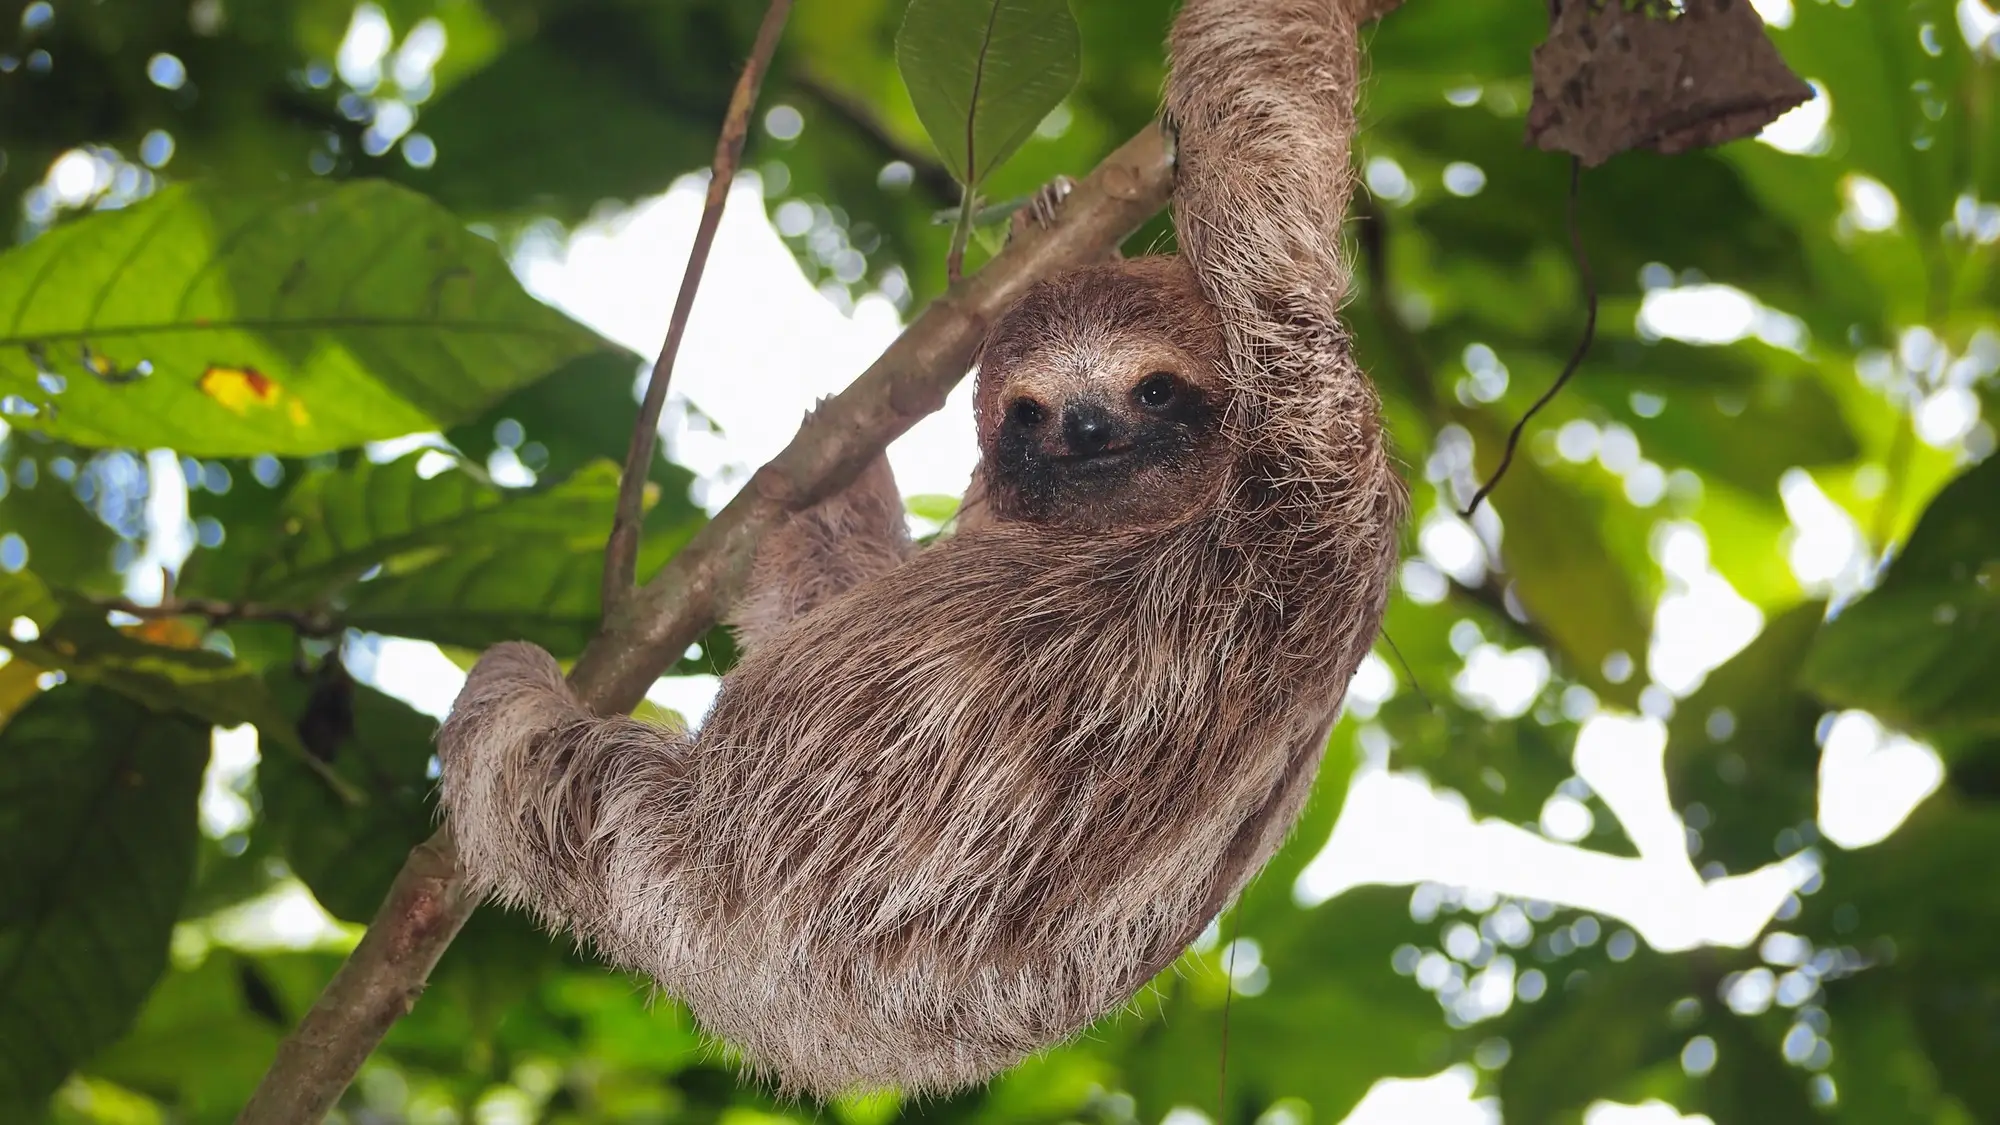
[[439, 0, 1403, 1099]]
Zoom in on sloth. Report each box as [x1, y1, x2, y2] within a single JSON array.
[[438, 0, 1405, 1100]]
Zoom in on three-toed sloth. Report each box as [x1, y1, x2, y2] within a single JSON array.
[[439, 0, 1405, 1099]]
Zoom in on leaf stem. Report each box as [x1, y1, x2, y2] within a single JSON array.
[[604, 0, 797, 616], [947, 184, 977, 281]]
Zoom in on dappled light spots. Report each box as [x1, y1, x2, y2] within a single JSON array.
[[764, 104, 805, 141], [1757, 79, 1830, 154], [1364, 156, 1413, 204], [145, 52, 186, 91], [1442, 162, 1486, 198], [1839, 174, 1900, 233]]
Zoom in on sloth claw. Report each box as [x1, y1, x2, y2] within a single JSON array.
[[1008, 175, 1077, 242]]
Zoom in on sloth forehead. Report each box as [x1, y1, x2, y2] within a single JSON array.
[[977, 259, 1226, 412], [997, 332, 1202, 403]]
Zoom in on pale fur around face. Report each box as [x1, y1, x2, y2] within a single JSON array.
[[436, 0, 1406, 1101]]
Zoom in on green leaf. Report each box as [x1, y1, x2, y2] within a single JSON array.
[[896, 0, 1080, 188], [369, 2, 753, 225], [1666, 601, 1827, 871], [1803, 455, 2000, 736], [0, 180, 623, 457], [1104, 742, 1445, 1123], [0, 686, 209, 1113], [0, 442, 121, 597], [444, 350, 654, 488], [1572, 339, 1863, 500], [180, 453, 701, 659], [257, 665, 439, 923], [1460, 411, 1656, 706], [81, 954, 297, 1117], [14, 603, 305, 749], [182, 453, 622, 604], [0, 568, 58, 631], [1808, 801, 2000, 1122], [1115, 886, 1447, 1125], [903, 492, 961, 524]]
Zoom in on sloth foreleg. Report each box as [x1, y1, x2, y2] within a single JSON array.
[[728, 410, 914, 653]]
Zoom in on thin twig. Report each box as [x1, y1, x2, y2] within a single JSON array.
[[792, 70, 960, 204], [1460, 156, 1594, 517], [1354, 191, 1560, 671], [604, 0, 797, 614], [100, 596, 339, 637], [234, 124, 1176, 1125], [1217, 893, 1245, 1121], [1379, 630, 1436, 714]]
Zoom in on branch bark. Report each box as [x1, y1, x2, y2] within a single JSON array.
[[234, 123, 1173, 1125]]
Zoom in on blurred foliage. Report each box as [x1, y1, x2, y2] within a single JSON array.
[[0, 0, 1996, 1122]]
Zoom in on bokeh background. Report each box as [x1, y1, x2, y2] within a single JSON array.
[[1, 1, 1997, 1123]]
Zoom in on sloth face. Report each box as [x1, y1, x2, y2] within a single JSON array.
[[987, 342, 1221, 527], [974, 259, 1229, 529]]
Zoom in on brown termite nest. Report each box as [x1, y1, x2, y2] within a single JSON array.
[[1527, 0, 1814, 166]]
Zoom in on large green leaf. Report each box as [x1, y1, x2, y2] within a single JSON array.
[[181, 453, 622, 604], [0, 440, 121, 597], [1666, 602, 1827, 871], [0, 180, 623, 457], [896, 0, 1080, 188], [1803, 455, 2000, 735], [1460, 411, 1656, 707], [445, 350, 651, 487], [10, 602, 307, 752], [81, 952, 313, 1119], [179, 453, 702, 659], [1809, 801, 2000, 1121], [374, 2, 738, 222], [0, 686, 209, 1113], [0, 568, 58, 632], [1115, 886, 1447, 1125]]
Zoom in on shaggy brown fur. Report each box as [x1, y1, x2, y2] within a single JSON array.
[[437, 0, 1405, 1100]]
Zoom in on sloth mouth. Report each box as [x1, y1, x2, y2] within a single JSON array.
[[1054, 443, 1135, 465]]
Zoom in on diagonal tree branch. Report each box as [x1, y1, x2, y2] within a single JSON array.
[[234, 123, 1174, 1125], [568, 124, 1177, 712]]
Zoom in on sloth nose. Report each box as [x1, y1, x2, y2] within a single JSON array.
[[1061, 402, 1116, 455]]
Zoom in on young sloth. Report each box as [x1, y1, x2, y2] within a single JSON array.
[[438, 0, 1405, 1099]]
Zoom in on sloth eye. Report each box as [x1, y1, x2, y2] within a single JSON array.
[[1008, 399, 1047, 427], [1133, 372, 1178, 408]]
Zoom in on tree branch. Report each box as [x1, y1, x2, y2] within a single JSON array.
[[235, 122, 1174, 1125], [569, 124, 1175, 712], [604, 0, 796, 613], [99, 596, 339, 637]]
